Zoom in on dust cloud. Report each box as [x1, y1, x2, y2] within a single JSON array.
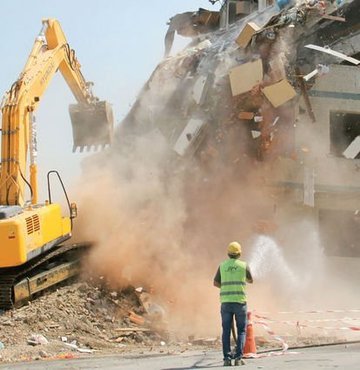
[[70, 6, 360, 340], [72, 119, 359, 340]]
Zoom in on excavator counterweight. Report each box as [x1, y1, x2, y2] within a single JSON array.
[[69, 100, 114, 152]]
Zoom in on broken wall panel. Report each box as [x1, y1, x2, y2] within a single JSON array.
[[236, 21, 261, 48], [261, 80, 297, 108], [173, 118, 207, 156], [229, 59, 263, 96]]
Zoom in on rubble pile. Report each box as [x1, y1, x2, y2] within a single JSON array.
[[0, 280, 175, 363]]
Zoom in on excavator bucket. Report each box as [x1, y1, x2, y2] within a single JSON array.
[[69, 101, 114, 152]]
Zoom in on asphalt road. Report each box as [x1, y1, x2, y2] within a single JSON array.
[[0, 343, 359, 369]]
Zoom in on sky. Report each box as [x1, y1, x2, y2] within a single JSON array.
[[0, 0, 220, 203]]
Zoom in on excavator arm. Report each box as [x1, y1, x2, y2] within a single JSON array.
[[0, 19, 113, 206]]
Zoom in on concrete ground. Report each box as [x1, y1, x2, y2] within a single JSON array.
[[0, 343, 359, 369]]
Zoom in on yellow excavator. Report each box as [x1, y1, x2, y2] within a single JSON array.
[[0, 19, 113, 308]]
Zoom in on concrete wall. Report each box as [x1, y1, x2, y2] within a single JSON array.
[[295, 64, 360, 209], [268, 64, 360, 257]]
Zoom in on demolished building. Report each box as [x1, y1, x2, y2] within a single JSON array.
[[114, 0, 360, 259]]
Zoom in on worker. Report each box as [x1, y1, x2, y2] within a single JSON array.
[[213, 241, 253, 366]]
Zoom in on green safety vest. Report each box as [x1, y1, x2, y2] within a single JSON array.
[[219, 258, 247, 304]]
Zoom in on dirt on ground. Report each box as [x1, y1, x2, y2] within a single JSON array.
[[0, 278, 222, 364]]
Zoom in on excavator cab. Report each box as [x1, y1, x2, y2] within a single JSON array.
[[69, 100, 114, 152]]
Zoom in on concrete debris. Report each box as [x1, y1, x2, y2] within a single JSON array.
[[63, 342, 94, 354], [27, 334, 49, 346], [174, 118, 206, 156], [238, 111, 255, 120], [229, 59, 263, 96], [303, 63, 331, 82], [321, 14, 346, 22], [261, 80, 297, 108], [343, 136, 360, 159], [236, 22, 261, 48], [304, 44, 360, 65], [0, 281, 174, 363], [129, 311, 146, 326]]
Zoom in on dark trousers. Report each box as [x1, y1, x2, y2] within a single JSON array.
[[221, 302, 247, 360]]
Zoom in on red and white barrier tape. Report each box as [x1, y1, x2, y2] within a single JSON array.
[[254, 313, 360, 324], [253, 314, 360, 332], [253, 320, 289, 351], [254, 309, 360, 315], [297, 323, 360, 332], [244, 309, 360, 359]]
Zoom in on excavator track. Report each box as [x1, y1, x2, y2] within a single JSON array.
[[0, 243, 91, 310]]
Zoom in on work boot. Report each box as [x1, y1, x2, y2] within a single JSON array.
[[234, 358, 246, 366], [223, 358, 232, 366]]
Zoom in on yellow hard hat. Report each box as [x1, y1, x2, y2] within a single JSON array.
[[227, 241, 241, 256]]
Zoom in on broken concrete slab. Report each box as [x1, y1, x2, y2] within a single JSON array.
[[305, 44, 360, 65], [229, 59, 263, 96], [192, 75, 211, 105], [236, 22, 261, 48], [303, 166, 315, 207], [251, 130, 261, 139], [238, 111, 255, 120], [173, 118, 206, 156], [261, 79, 297, 108], [303, 69, 319, 82], [321, 14, 346, 22], [343, 136, 360, 159]]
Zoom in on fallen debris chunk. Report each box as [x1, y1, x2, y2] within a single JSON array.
[[229, 59, 263, 96], [63, 342, 94, 354], [251, 130, 261, 139], [173, 118, 206, 156], [238, 111, 255, 120], [129, 311, 145, 326], [303, 64, 329, 81], [343, 136, 360, 159], [0, 341, 4, 350], [192, 75, 211, 105], [236, 22, 261, 48], [296, 67, 316, 123], [27, 334, 49, 346], [305, 44, 360, 65], [115, 327, 150, 333], [261, 79, 297, 108], [322, 14, 346, 22], [39, 350, 49, 358], [303, 69, 319, 82]]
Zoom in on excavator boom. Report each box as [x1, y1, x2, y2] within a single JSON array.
[[0, 18, 113, 206], [0, 19, 113, 308]]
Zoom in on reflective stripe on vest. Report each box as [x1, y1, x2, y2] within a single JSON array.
[[219, 259, 247, 303]]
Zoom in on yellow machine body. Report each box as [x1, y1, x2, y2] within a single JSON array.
[[0, 19, 113, 272], [0, 204, 71, 268]]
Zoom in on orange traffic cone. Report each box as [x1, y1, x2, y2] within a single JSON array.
[[243, 311, 257, 357]]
